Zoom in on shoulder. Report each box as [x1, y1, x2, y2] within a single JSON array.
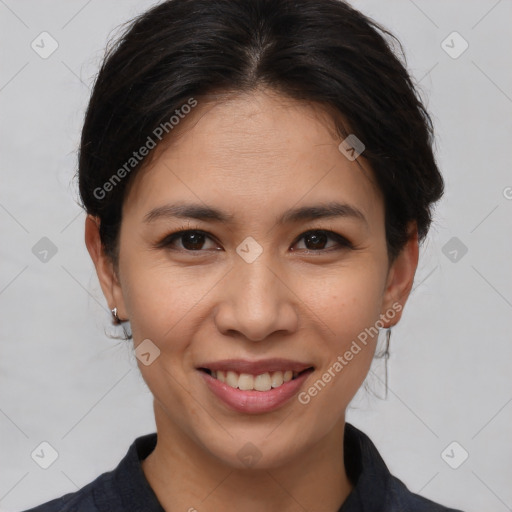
[[18, 473, 108, 512], [19, 433, 160, 512], [342, 423, 466, 512], [386, 473, 465, 512]]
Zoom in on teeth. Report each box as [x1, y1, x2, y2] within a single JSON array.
[[238, 373, 254, 390], [270, 371, 284, 388], [254, 373, 272, 391], [226, 371, 239, 388], [212, 370, 300, 391]]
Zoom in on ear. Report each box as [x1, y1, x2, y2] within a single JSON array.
[[380, 221, 419, 327], [84, 214, 128, 321]]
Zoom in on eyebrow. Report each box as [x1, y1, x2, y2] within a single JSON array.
[[143, 201, 368, 226]]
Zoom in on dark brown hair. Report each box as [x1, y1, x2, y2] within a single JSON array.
[[78, 0, 443, 265]]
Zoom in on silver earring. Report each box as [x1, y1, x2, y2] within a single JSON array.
[[384, 327, 391, 399], [111, 307, 121, 324]]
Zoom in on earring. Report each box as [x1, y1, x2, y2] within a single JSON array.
[[384, 327, 391, 399], [111, 307, 121, 324]]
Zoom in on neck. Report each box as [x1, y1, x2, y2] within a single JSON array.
[[142, 402, 353, 512]]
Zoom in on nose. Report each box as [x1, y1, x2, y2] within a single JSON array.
[[213, 254, 299, 342]]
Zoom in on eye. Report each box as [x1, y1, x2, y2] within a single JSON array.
[[157, 229, 220, 251], [292, 229, 353, 252], [156, 228, 353, 253]]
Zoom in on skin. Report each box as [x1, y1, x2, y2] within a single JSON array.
[[85, 87, 418, 512]]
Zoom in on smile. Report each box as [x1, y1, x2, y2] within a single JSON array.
[[199, 368, 310, 391]]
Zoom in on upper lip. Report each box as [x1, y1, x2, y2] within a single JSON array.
[[198, 358, 314, 375]]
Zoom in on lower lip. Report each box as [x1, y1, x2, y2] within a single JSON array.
[[199, 369, 313, 414]]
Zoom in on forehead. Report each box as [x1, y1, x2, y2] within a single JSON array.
[[122, 88, 384, 229]]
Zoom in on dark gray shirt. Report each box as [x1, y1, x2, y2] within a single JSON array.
[[22, 422, 465, 511]]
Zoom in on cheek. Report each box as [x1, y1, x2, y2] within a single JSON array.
[[301, 259, 386, 338], [299, 261, 385, 392], [120, 250, 214, 344], [119, 262, 202, 408]]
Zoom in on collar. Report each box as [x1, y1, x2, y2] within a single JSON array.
[[94, 422, 434, 511]]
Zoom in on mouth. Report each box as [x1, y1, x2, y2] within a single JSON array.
[[198, 367, 314, 392]]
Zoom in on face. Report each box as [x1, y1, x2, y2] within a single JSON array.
[[87, 87, 417, 470]]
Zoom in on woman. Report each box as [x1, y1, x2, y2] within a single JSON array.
[[24, 0, 465, 510]]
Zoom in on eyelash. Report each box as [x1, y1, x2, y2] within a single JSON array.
[[155, 225, 355, 254]]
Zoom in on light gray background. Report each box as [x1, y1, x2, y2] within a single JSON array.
[[1, 1, 511, 510]]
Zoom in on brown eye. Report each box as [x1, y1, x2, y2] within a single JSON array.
[[179, 232, 207, 250], [303, 232, 329, 250], [157, 228, 353, 253], [292, 230, 353, 252], [158, 230, 218, 251]]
